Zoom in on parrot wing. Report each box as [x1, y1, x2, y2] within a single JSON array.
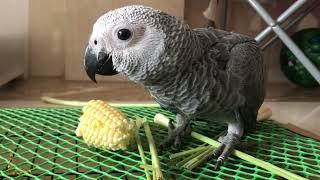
[[193, 28, 266, 132]]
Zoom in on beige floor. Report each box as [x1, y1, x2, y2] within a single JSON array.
[[0, 77, 319, 136], [0, 77, 153, 107], [1, 77, 320, 103]]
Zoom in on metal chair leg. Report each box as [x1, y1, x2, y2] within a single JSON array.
[[247, 0, 320, 84]]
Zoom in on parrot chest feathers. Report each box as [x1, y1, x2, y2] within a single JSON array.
[[147, 57, 245, 118], [145, 28, 263, 121]]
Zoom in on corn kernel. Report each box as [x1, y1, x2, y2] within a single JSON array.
[[75, 100, 136, 151]]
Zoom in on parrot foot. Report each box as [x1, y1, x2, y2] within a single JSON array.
[[218, 135, 257, 151], [211, 134, 257, 170], [159, 119, 192, 151], [211, 134, 240, 170]]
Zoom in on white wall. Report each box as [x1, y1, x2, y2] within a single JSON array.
[[0, 0, 28, 85]]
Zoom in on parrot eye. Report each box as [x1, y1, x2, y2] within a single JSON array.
[[117, 29, 132, 40], [94, 40, 98, 45]]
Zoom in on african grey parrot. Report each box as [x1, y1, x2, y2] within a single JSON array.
[[84, 5, 267, 169]]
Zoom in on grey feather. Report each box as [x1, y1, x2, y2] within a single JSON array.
[[90, 5, 267, 133]]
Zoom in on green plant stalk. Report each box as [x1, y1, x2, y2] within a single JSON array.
[[41, 96, 160, 107], [142, 119, 164, 180], [182, 148, 211, 168], [183, 147, 212, 167], [152, 170, 156, 180], [170, 146, 209, 160], [135, 118, 151, 180], [176, 148, 207, 167], [154, 113, 307, 180], [184, 146, 216, 170], [139, 164, 154, 171]]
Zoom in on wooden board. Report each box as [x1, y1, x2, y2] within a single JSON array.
[[184, 0, 209, 28], [64, 0, 184, 81], [29, 0, 66, 77], [63, 0, 113, 81]]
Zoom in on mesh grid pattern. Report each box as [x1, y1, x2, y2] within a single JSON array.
[[0, 107, 319, 179]]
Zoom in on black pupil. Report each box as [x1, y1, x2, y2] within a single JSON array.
[[117, 29, 131, 40], [94, 40, 97, 45]]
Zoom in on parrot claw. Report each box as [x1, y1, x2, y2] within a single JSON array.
[[211, 143, 234, 170], [159, 119, 191, 151], [210, 135, 257, 170], [211, 144, 225, 159], [214, 158, 224, 170], [210, 134, 239, 170], [210, 134, 256, 170]]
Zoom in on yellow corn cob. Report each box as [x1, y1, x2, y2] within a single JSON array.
[[75, 100, 136, 151]]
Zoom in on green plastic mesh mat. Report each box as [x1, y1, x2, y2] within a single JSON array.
[[0, 107, 319, 180]]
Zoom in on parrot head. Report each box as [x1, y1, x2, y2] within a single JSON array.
[[84, 5, 195, 84]]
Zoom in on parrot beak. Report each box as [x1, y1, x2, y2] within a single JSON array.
[[84, 46, 118, 82]]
